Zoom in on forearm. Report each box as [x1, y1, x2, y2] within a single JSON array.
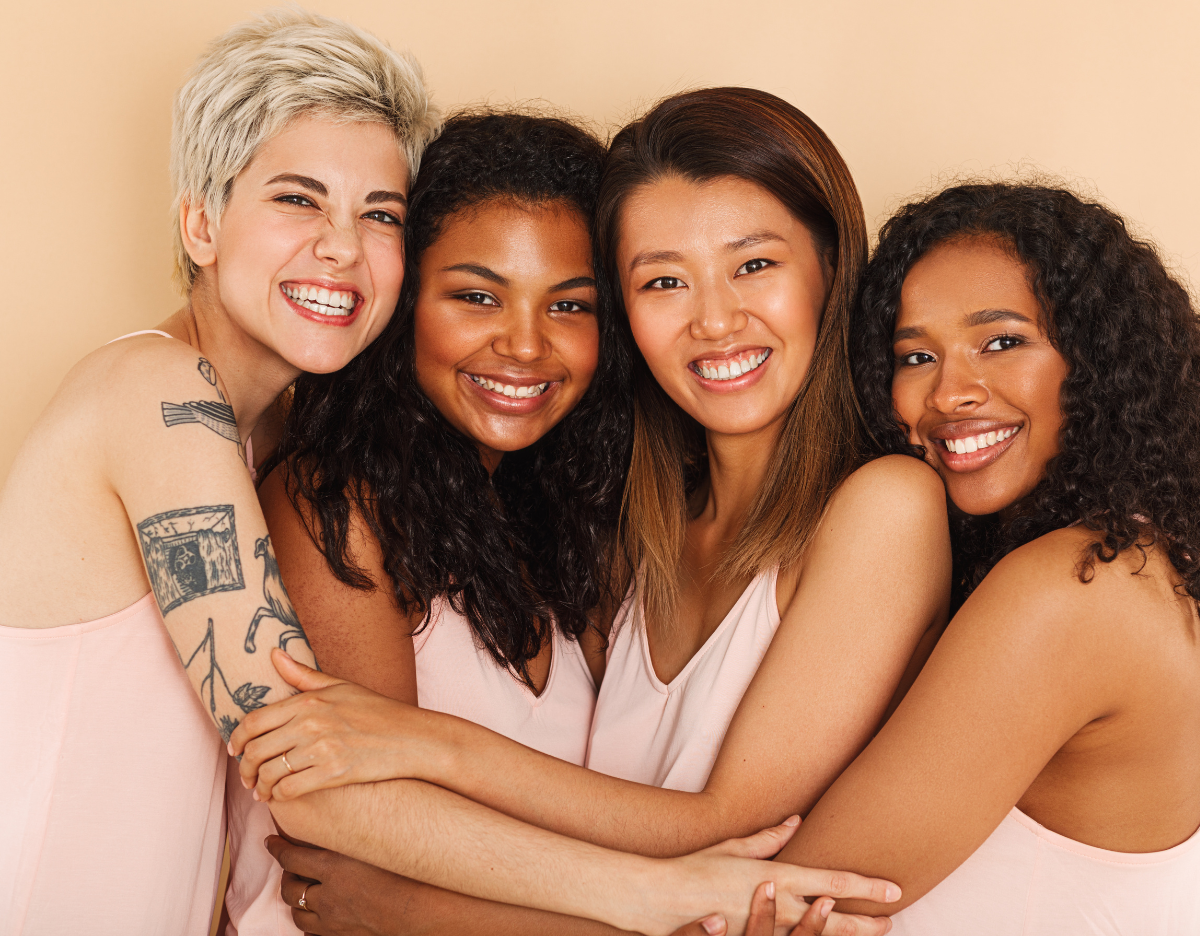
[[270, 779, 666, 932], [425, 715, 731, 856]]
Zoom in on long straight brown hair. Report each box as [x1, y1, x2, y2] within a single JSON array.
[[596, 87, 868, 627]]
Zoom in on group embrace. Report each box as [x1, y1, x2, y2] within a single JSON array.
[[2, 9, 1198, 936]]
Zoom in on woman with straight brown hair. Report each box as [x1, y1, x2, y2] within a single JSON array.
[[229, 88, 948, 936]]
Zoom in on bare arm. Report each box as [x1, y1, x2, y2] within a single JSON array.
[[258, 466, 418, 703], [107, 340, 317, 741], [240, 456, 950, 855], [774, 529, 1139, 913]]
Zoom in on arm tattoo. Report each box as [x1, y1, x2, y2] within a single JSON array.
[[244, 534, 309, 654], [138, 506, 245, 614], [182, 618, 272, 743], [160, 358, 239, 445]]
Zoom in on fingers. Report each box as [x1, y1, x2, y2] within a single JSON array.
[[818, 911, 892, 936], [669, 915, 728, 936], [272, 647, 345, 692], [281, 871, 323, 933], [791, 897, 833, 935], [253, 752, 299, 802], [704, 816, 801, 860], [781, 867, 900, 905], [228, 699, 299, 760], [265, 835, 330, 881], [744, 882, 777, 936]]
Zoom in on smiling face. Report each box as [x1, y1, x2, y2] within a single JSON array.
[[616, 174, 829, 440], [412, 199, 600, 471], [891, 237, 1071, 516], [189, 114, 410, 375]]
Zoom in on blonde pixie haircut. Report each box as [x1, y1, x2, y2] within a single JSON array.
[[171, 7, 440, 290]]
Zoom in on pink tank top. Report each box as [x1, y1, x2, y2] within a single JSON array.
[[890, 807, 1200, 934], [414, 597, 597, 764], [586, 568, 781, 791], [0, 330, 293, 935]]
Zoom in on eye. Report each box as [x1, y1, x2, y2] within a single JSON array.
[[735, 258, 774, 276], [984, 334, 1024, 352], [457, 291, 499, 306], [896, 350, 935, 367], [363, 209, 403, 226], [275, 194, 316, 208], [550, 300, 590, 313], [644, 276, 684, 290]]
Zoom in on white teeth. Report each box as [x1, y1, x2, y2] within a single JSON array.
[[284, 285, 359, 317], [943, 427, 1019, 455], [515, 386, 530, 398], [695, 350, 770, 382], [468, 375, 549, 397]]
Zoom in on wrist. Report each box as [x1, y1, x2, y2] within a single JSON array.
[[606, 855, 680, 936]]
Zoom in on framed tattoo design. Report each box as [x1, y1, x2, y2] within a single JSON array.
[[137, 505, 245, 614]]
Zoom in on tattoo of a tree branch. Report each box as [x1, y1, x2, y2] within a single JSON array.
[[137, 506, 245, 614], [183, 618, 272, 743], [244, 534, 309, 654], [160, 358, 240, 445]]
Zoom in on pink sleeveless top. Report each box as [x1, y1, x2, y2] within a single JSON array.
[[586, 568, 781, 791], [414, 597, 596, 764], [0, 330, 294, 935], [890, 807, 1200, 934]]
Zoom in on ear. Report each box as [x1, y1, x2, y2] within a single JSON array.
[[180, 197, 218, 270]]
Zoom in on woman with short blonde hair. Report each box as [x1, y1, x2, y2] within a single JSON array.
[[0, 10, 434, 933]]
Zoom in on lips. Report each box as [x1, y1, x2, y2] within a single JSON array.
[[929, 424, 1022, 473], [689, 347, 773, 391], [461, 371, 559, 412], [280, 282, 363, 327]]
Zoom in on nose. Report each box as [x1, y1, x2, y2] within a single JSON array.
[[492, 304, 551, 363], [928, 352, 988, 413], [314, 216, 364, 269], [690, 280, 749, 342]]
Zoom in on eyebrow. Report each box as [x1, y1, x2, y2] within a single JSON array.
[[726, 230, 785, 252], [892, 307, 1035, 343], [626, 231, 786, 274], [549, 276, 596, 291], [265, 174, 407, 207], [443, 263, 508, 286]]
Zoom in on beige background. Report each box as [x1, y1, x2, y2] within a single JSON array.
[[2, 0, 1197, 482]]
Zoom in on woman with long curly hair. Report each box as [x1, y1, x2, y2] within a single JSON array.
[[758, 182, 1200, 932]]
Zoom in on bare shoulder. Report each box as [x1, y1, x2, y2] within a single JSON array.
[[65, 332, 229, 408], [823, 454, 947, 534]]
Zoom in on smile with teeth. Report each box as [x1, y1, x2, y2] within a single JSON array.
[[693, 349, 771, 381], [283, 284, 360, 317], [939, 426, 1020, 455], [468, 375, 550, 399]]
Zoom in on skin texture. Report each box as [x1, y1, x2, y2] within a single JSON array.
[[890, 237, 1070, 516], [233, 175, 947, 933], [412, 200, 600, 474], [0, 114, 408, 730], [769, 240, 1200, 914]]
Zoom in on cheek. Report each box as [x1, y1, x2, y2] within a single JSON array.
[[412, 302, 459, 393], [363, 234, 406, 303], [563, 320, 601, 388]]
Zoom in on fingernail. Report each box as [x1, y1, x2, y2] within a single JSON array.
[[885, 884, 902, 902], [820, 898, 833, 919], [264, 837, 271, 848], [783, 814, 800, 827], [252, 790, 260, 801], [764, 881, 775, 899], [227, 741, 234, 756], [241, 777, 251, 789], [700, 915, 726, 935]]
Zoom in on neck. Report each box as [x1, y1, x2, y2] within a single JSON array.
[[698, 414, 785, 536], [159, 279, 300, 443]]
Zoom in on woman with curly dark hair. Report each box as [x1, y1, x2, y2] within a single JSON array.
[[256, 110, 625, 757], [758, 183, 1200, 932]]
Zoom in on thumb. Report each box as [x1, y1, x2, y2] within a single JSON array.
[[271, 647, 345, 691], [703, 815, 801, 860]]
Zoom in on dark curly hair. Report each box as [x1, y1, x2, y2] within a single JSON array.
[[851, 182, 1200, 605], [272, 111, 632, 685]]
